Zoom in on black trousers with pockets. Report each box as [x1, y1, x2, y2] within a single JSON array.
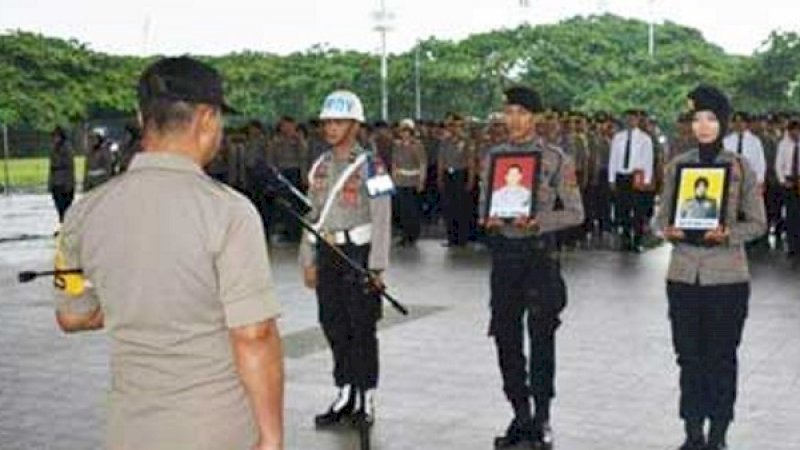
[[316, 243, 381, 389], [667, 281, 749, 422], [488, 236, 566, 408]]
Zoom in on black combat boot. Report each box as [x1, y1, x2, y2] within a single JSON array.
[[678, 419, 706, 450], [351, 388, 375, 429], [494, 416, 536, 448], [314, 384, 356, 428]]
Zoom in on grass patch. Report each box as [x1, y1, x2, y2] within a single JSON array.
[[1, 157, 85, 190]]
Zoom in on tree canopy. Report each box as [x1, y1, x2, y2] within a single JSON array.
[[1, 14, 799, 130]]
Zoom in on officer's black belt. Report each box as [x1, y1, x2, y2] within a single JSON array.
[[487, 234, 557, 253]]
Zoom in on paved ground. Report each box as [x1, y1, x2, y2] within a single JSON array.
[[1, 194, 799, 450]]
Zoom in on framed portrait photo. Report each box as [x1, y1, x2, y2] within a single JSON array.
[[485, 152, 540, 219], [670, 163, 731, 231]]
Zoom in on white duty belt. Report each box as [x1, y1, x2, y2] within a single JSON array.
[[396, 168, 422, 176], [308, 223, 372, 246]]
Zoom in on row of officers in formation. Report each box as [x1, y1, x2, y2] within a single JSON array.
[[48, 101, 800, 258], [52, 55, 791, 450]]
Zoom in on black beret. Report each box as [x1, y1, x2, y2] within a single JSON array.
[[503, 86, 543, 113], [687, 85, 732, 122]]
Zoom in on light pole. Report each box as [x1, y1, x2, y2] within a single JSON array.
[[414, 41, 421, 119], [2, 124, 10, 196], [648, 0, 656, 57], [372, 0, 394, 121]]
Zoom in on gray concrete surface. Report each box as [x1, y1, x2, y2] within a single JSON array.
[[1, 194, 799, 450]]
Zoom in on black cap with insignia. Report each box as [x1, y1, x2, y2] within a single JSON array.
[[137, 56, 238, 114], [503, 86, 543, 114]]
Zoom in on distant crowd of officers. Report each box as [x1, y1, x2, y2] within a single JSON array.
[[48, 108, 800, 259]]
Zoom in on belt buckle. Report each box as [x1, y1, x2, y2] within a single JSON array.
[[447, 167, 456, 174]]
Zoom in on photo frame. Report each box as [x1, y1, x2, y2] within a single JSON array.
[[485, 152, 540, 219], [670, 162, 731, 231]]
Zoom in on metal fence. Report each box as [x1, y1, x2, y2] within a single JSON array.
[[1, 118, 134, 194]]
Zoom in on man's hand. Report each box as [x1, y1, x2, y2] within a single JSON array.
[[662, 226, 685, 243], [368, 271, 385, 292], [416, 182, 425, 194], [479, 217, 504, 229], [56, 307, 105, 334], [512, 216, 539, 232], [610, 183, 617, 193], [704, 226, 730, 245], [303, 266, 317, 290]]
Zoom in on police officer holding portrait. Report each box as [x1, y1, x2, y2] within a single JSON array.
[[299, 90, 392, 429], [480, 86, 584, 449], [657, 85, 766, 450]]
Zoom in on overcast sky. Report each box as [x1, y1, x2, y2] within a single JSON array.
[[1, 0, 798, 57]]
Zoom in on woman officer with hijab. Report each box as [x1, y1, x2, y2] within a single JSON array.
[[656, 85, 766, 450]]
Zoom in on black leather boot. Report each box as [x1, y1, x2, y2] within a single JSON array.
[[494, 416, 536, 449], [314, 385, 355, 428]]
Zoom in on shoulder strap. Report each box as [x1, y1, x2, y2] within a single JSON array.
[[314, 153, 369, 230]]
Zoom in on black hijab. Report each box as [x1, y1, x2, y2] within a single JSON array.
[[686, 85, 732, 163]]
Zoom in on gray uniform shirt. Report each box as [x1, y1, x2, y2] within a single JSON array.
[[480, 139, 585, 239], [299, 145, 392, 270], [83, 144, 115, 192], [437, 137, 473, 171], [656, 149, 767, 285], [391, 138, 427, 187], [55, 152, 281, 450], [269, 135, 309, 172], [48, 141, 76, 191]]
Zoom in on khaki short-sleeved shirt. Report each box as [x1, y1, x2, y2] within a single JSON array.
[[56, 152, 281, 450]]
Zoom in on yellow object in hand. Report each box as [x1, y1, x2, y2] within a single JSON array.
[[54, 235, 87, 298]]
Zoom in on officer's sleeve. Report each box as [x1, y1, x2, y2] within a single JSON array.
[[478, 153, 491, 218], [729, 158, 767, 246], [608, 138, 619, 184], [655, 161, 678, 233], [537, 155, 585, 234], [642, 136, 655, 185], [753, 141, 767, 184], [417, 142, 428, 177], [217, 201, 281, 329], [54, 212, 100, 316], [775, 142, 788, 185]]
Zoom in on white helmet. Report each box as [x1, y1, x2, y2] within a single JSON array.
[[319, 90, 365, 122]]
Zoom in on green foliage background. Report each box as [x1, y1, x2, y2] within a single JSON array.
[[1, 14, 799, 131]]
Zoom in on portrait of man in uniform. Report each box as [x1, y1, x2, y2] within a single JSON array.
[[679, 177, 718, 220], [486, 153, 538, 219], [671, 164, 729, 231]]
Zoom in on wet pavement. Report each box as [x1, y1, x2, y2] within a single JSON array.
[[1, 194, 799, 450]]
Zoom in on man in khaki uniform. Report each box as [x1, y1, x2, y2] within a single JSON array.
[[270, 116, 309, 242], [83, 127, 115, 192], [48, 127, 76, 223], [391, 119, 427, 246], [437, 113, 476, 247], [53, 57, 284, 450]]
